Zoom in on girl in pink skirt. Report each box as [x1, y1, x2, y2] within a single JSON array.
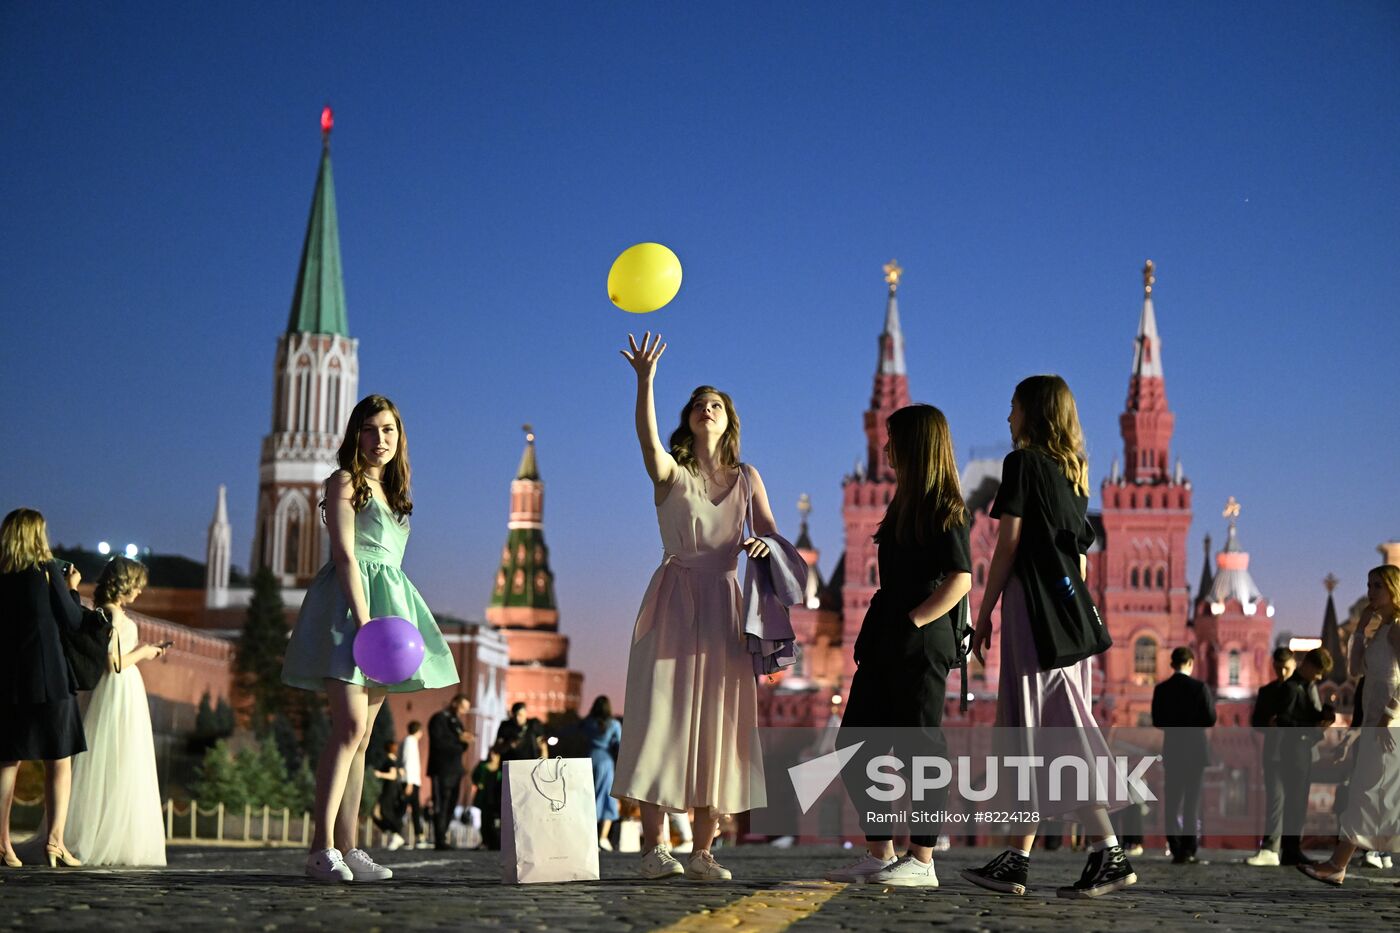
[[963, 375, 1136, 899]]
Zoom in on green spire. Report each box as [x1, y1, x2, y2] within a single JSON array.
[[286, 122, 348, 337], [516, 424, 539, 480]]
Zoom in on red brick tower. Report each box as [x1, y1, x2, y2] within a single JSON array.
[[485, 426, 584, 716], [1096, 261, 1194, 724], [840, 260, 912, 684]]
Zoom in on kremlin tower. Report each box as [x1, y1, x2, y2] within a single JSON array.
[[485, 427, 584, 716], [1190, 497, 1275, 700], [251, 107, 359, 588], [1094, 260, 1195, 719], [840, 260, 911, 683]]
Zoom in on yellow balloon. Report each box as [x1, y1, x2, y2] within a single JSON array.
[[608, 242, 683, 313]]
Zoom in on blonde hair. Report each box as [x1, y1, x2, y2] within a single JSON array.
[[331, 395, 414, 516], [669, 386, 741, 474], [1369, 564, 1400, 616], [0, 508, 54, 573], [1012, 375, 1090, 497], [877, 405, 968, 545], [94, 556, 149, 607]]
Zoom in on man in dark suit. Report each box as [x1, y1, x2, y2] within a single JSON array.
[[495, 701, 546, 761], [1248, 646, 1334, 866], [426, 694, 473, 850], [1151, 646, 1217, 864], [1247, 647, 1296, 866]]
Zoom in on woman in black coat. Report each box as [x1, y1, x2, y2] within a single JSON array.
[[0, 508, 88, 868]]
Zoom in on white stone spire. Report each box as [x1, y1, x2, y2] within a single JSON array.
[[1132, 260, 1164, 379], [206, 484, 232, 608]]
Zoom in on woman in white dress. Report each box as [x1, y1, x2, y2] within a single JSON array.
[[67, 557, 169, 866], [1301, 563, 1400, 886], [612, 332, 778, 883]]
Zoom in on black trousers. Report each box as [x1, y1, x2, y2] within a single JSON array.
[[430, 771, 463, 846], [1162, 761, 1204, 857], [839, 620, 956, 849], [403, 783, 424, 839], [1278, 758, 1312, 859], [1259, 758, 1285, 852]]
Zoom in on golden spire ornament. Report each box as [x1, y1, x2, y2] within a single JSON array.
[[1143, 259, 1155, 297], [1324, 573, 1339, 593], [883, 259, 903, 294], [1223, 496, 1240, 522]]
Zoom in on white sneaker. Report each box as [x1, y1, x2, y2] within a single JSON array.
[[387, 833, 405, 852], [305, 847, 353, 883], [824, 853, 897, 883], [866, 854, 939, 887], [1363, 851, 1386, 869], [343, 847, 393, 882], [599, 837, 613, 852], [1246, 849, 1280, 867], [685, 849, 732, 881], [1383, 854, 1394, 869], [638, 844, 685, 879]]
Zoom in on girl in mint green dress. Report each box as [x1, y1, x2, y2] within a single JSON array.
[[282, 394, 457, 885]]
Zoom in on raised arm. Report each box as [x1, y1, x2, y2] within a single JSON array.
[[621, 332, 678, 488], [325, 470, 373, 628], [970, 515, 1022, 665]]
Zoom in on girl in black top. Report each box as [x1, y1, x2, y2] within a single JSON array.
[[825, 404, 972, 888], [962, 375, 1135, 898], [0, 508, 87, 868]]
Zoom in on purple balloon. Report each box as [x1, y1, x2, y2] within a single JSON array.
[[353, 616, 426, 684]]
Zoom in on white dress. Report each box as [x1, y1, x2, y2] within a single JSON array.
[[612, 467, 765, 815], [67, 612, 167, 866], [1340, 621, 1400, 851]]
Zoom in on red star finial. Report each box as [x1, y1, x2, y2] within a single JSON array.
[[321, 106, 334, 136]]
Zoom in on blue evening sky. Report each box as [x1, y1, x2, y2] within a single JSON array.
[[3, 2, 1397, 707]]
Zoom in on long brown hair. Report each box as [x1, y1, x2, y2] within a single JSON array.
[[0, 508, 54, 573], [875, 405, 968, 545], [1370, 564, 1400, 617], [668, 385, 741, 474], [1012, 375, 1090, 497], [331, 395, 414, 516]]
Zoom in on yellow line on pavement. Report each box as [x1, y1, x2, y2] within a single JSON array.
[[653, 880, 845, 933]]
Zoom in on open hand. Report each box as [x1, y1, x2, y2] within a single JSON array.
[[621, 332, 666, 380], [64, 564, 82, 589], [741, 537, 771, 559], [971, 618, 993, 667], [1380, 728, 1397, 754]]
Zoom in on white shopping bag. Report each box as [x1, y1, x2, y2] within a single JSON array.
[[501, 758, 600, 884]]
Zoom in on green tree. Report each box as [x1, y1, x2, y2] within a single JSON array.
[[192, 739, 246, 810], [236, 567, 289, 731]]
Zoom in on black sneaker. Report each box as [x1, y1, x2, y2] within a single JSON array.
[[960, 850, 1029, 895], [1056, 845, 1138, 898]]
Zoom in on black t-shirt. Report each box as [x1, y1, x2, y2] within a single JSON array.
[[875, 517, 973, 614], [854, 514, 972, 669], [991, 449, 1095, 570]]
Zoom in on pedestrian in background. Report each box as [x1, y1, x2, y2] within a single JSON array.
[[400, 721, 426, 847], [1247, 646, 1297, 866], [371, 740, 406, 850], [1151, 645, 1217, 864], [0, 508, 87, 869], [581, 695, 622, 850], [427, 695, 473, 850], [1301, 565, 1400, 885], [66, 557, 169, 866]]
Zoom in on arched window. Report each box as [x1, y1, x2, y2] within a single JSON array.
[[867, 562, 878, 587], [975, 563, 987, 586], [1130, 567, 1140, 588], [285, 515, 301, 577], [1156, 567, 1166, 589], [1134, 637, 1157, 677], [1228, 650, 1241, 686]]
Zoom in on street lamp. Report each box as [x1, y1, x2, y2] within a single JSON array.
[[97, 541, 111, 555]]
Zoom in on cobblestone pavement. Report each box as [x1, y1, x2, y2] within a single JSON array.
[[3, 845, 1398, 932]]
